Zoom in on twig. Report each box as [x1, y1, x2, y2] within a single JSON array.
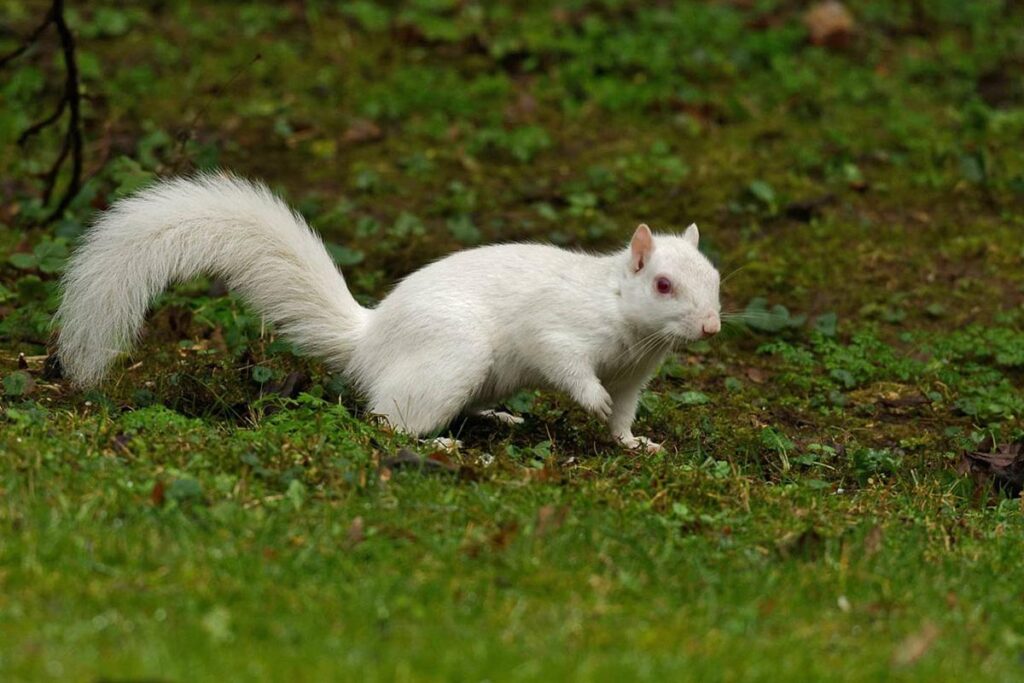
[[0, 6, 54, 68], [1, 0, 84, 225], [169, 52, 262, 173], [45, 0, 83, 222], [17, 97, 66, 146]]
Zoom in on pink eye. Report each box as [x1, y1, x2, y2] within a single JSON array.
[[655, 277, 673, 295]]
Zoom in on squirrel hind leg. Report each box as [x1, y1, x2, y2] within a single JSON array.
[[368, 363, 487, 437]]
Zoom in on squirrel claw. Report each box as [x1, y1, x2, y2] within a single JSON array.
[[618, 435, 663, 453], [476, 409, 525, 426]]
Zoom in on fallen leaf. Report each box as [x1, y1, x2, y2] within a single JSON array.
[[878, 393, 930, 410], [426, 451, 460, 473], [775, 528, 825, 560], [343, 118, 382, 144], [151, 479, 165, 507], [891, 622, 939, 667], [864, 524, 883, 557], [504, 90, 537, 124], [380, 448, 460, 476], [804, 1, 856, 47], [346, 516, 365, 548], [958, 436, 1024, 497], [525, 464, 566, 484], [112, 432, 133, 455], [535, 505, 569, 536], [490, 520, 520, 551], [381, 447, 428, 470], [745, 367, 767, 384], [260, 371, 310, 403]]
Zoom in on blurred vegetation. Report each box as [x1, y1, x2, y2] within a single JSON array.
[[2, 1, 1024, 680]]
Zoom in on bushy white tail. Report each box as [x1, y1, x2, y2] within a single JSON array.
[[56, 173, 368, 386]]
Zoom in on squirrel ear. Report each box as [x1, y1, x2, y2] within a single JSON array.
[[683, 223, 700, 248], [630, 223, 654, 272]]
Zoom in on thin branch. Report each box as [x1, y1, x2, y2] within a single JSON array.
[[0, 0, 84, 224], [169, 52, 262, 173], [17, 97, 66, 146], [0, 5, 54, 68], [45, 0, 83, 222], [41, 131, 71, 204]]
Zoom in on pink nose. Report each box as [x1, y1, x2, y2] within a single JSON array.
[[701, 313, 721, 338]]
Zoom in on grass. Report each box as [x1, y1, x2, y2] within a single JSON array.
[[2, 0, 1024, 680]]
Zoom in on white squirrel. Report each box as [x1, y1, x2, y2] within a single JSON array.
[[56, 174, 721, 452]]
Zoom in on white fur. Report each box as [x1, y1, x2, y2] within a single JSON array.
[[56, 174, 721, 449]]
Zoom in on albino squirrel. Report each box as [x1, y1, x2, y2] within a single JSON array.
[[56, 174, 721, 452]]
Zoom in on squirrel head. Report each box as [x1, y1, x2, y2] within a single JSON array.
[[618, 223, 721, 342]]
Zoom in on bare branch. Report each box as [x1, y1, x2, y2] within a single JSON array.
[[0, 5, 54, 68], [18, 97, 66, 146], [45, 0, 83, 222], [0, 0, 84, 225]]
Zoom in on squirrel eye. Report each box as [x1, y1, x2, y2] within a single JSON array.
[[655, 277, 673, 295]]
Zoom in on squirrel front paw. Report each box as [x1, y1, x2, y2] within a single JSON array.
[[617, 434, 663, 453]]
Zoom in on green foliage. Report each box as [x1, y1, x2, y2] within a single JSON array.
[[2, 0, 1024, 679], [7, 237, 69, 273], [744, 298, 807, 333], [2, 371, 33, 396], [670, 390, 710, 406], [850, 447, 903, 483], [326, 242, 365, 267]]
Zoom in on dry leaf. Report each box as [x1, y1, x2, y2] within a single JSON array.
[[775, 528, 825, 560], [863, 524, 883, 557], [150, 479, 165, 507], [891, 622, 939, 667], [745, 367, 767, 384], [346, 516, 365, 548], [112, 432, 133, 455], [958, 436, 1024, 497], [878, 393, 929, 410], [490, 521, 520, 551], [426, 451, 460, 474], [261, 371, 309, 400], [804, 1, 856, 47], [504, 90, 537, 124], [535, 505, 569, 536], [343, 118, 382, 144], [381, 447, 458, 475]]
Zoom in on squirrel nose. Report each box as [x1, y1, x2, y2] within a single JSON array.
[[701, 313, 721, 338]]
